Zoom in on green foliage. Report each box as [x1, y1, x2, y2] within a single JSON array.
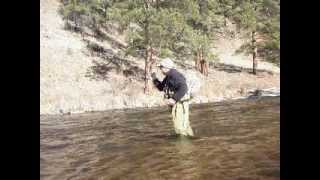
[[61, 0, 89, 21], [60, 0, 116, 32], [231, 0, 280, 64], [60, 0, 279, 65], [159, 48, 175, 58], [216, 0, 236, 21], [259, 41, 280, 65]]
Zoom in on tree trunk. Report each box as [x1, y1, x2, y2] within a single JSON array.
[[105, 6, 108, 21], [74, 13, 77, 31], [200, 48, 208, 76], [223, 11, 227, 27], [194, 55, 198, 71], [200, 60, 204, 74], [144, 48, 151, 94], [252, 31, 258, 75], [200, 50, 204, 74], [194, 50, 198, 71], [143, 0, 153, 94], [149, 48, 156, 73], [144, 47, 156, 94], [200, 59, 208, 76], [195, 47, 208, 76], [196, 48, 202, 72], [195, 47, 209, 76]]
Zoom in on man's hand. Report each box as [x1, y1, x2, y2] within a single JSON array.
[[151, 72, 157, 80], [166, 98, 176, 106]]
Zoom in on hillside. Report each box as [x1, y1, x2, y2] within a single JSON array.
[[40, 0, 280, 115]]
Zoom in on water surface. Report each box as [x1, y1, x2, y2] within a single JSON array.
[[40, 96, 280, 180]]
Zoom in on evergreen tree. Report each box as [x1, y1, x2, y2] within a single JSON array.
[[107, 0, 220, 90], [217, 0, 235, 26], [59, 0, 279, 92], [259, 0, 280, 65], [107, 0, 164, 93], [232, 0, 280, 74], [61, 0, 89, 31], [168, 0, 219, 76]]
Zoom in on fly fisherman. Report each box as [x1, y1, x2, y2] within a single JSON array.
[[151, 58, 194, 137]]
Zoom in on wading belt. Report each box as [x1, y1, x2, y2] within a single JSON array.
[[175, 99, 190, 115]]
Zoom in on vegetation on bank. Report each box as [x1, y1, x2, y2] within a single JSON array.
[[59, 0, 279, 93]]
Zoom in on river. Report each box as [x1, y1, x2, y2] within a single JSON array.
[[40, 96, 280, 180]]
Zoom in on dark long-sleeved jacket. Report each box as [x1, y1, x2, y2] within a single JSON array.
[[153, 69, 188, 102]]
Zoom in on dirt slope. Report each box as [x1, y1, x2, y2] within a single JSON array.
[[40, 0, 279, 115]]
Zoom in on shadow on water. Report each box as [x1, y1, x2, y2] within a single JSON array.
[[40, 96, 280, 180]]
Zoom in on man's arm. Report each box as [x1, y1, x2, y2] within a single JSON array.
[[152, 73, 167, 91], [153, 79, 164, 91]]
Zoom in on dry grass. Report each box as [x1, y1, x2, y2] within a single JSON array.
[[40, 0, 280, 115]]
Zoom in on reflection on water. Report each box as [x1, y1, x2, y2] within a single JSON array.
[[40, 96, 280, 180]]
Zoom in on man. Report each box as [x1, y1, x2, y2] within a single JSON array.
[[151, 58, 194, 137]]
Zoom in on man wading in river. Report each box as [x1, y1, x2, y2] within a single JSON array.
[[151, 58, 194, 137]]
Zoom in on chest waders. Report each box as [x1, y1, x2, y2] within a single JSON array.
[[165, 87, 194, 137]]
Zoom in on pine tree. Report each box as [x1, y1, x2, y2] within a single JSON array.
[[232, 0, 280, 74], [107, 0, 164, 93], [61, 0, 89, 31], [258, 0, 280, 65], [217, 0, 235, 26], [107, 0, 219, 91], [160, 0, 218, 76], [188, 0, 218, 76]]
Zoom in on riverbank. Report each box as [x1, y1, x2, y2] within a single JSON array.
[[43, 92, 280, 121], [40, 0, 280, 115]]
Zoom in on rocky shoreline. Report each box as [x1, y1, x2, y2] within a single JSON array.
[[40, 87, 280, 116]]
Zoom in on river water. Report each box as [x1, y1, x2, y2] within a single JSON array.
[[40, 96, 280, 180]]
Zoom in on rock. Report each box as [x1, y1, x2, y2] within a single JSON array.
[[238, 87, 247, 96], [253, 89, 263, 96], [248, 88, 280, 98]]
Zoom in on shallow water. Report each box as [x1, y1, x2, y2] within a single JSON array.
[[40, 96, 280, 180]]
